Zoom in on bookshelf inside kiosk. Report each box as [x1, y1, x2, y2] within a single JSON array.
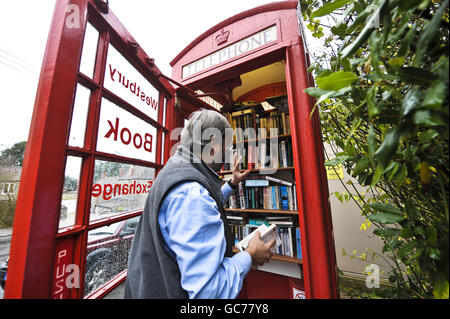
[[222, 70, 305, 297], [171, 1, 339, 299]]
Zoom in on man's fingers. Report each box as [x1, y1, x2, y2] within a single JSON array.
[[253, 231, 261, 240], [242, 169, 251, 177], [265, 238, 276, 249], [233, 155, 242, 170]]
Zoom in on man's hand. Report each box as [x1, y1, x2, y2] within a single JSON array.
[[231, 153, 250, 186], [245, 231, 275, 266]]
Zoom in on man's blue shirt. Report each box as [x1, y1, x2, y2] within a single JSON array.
[[158, 181, 252, 298]]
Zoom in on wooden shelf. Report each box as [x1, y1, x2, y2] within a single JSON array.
[[232, 247, 302, 264], [233, 133, 291, 145], [220, 166, 294, 175], [226, 208, 298, 215]]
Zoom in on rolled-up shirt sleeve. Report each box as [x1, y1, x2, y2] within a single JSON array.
[[158, 182, 252, 299]]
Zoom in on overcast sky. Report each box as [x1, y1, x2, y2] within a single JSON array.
[[0, 0, 318, 151]]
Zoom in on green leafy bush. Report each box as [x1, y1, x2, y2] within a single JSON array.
[[301, 0, 449, 298]]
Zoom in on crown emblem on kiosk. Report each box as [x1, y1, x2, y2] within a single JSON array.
[[215, 28, 230, 46]]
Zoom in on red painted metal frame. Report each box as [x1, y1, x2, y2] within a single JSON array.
[[5, 0, 174, 299], [170, 0, 339, 299]]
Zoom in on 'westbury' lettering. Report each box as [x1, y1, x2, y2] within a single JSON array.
[[109, 63, 158, 110]]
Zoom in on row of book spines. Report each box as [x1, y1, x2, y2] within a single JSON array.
[[227, 223, 302, 260], [257, 112, 291, 137], [223, 109, 291, 140], [223, 138, 294, 171], [223, 110, 252, 142], [229, 184, 297, 211]]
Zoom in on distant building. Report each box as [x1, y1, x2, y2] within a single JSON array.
[[0, 165, 21, 201]]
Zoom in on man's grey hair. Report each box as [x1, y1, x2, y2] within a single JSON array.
[[180, 109, 231, 152]]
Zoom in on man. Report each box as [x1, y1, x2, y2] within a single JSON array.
[[124, 109, 275, 299]]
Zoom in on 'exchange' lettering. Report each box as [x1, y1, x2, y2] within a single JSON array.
[[92, 180, 153, 200]]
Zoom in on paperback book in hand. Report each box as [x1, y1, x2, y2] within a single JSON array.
[[236, 223, 277, 254]]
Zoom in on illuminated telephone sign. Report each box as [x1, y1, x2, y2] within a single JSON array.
[[182, 24, 277, 79]]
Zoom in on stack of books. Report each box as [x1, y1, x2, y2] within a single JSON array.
[[222, 95, 302, 262], [227, 177, 297, 211], [223, 138, 294, 171], [222, 100, 291, 140], [226, 215, 302, 260]]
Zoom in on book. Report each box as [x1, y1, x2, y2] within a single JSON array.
[[293, 184, 297, 211], [226, 182, 297, 211], [287, 186, 294, 211], [245, 179, 269, 187], [280, 140, 288, 167], [280, 186, 289, 210], [296, 227, 302, 260], [238, 182, 246, 209], [265, 176, 293, 187], [236, 223, 277, 254]]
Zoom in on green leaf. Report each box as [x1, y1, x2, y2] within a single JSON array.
[[415, 0, 449, 66], [398, 22, 416, 57], [353, 157, 369, 176], [374, 128, 400, 168], [433, 277, 449, 299], [395, 163, 408, 185], [367, 125, 377, 165], [398, 0, 422, 10], [425, 228, 438, 247], [331, 21, 347, 37], [400, 228, 413, 238], [405, 199, 418, 219], [367, 202, 402, 215], [428, 247, 440, 260], [316, 71, 358, 91], [373, 227, 400, 237], [388, 57, 405, 68], [423, 81, 447, 109], [311, 0, 352, 18], [400, 88, 422, 117], [383, 238, 401, 252], [398, 67, 438, 83], [303, 87, 330, 97], [307, 86, 352, 106], [398, 240, 418, 258], [368, 213, 405, 224], [367, 86, 379, 119], [325, 155, 349, 166], [371, 165, 384, 187], [340, 0, 388, 58], [413, 110, 447, 127], [387, 162, 400, 182]]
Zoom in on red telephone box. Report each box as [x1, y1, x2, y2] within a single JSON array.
[[170, 0, 339, 299], [4, 0, 338, 299]]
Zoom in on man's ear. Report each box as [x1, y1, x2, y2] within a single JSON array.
[[209, 135, 216, 156]]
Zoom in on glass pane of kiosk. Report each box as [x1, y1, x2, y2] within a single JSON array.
[[79, 35, 164, 298], [90, 159, 155, 222], [68, 84, 91, 148], [104, 44, 159, 122], [59, 156, 82, 228], [96, 98, 158, 163], [79, 23, 99, 79], [84, 216, 140, 297]]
